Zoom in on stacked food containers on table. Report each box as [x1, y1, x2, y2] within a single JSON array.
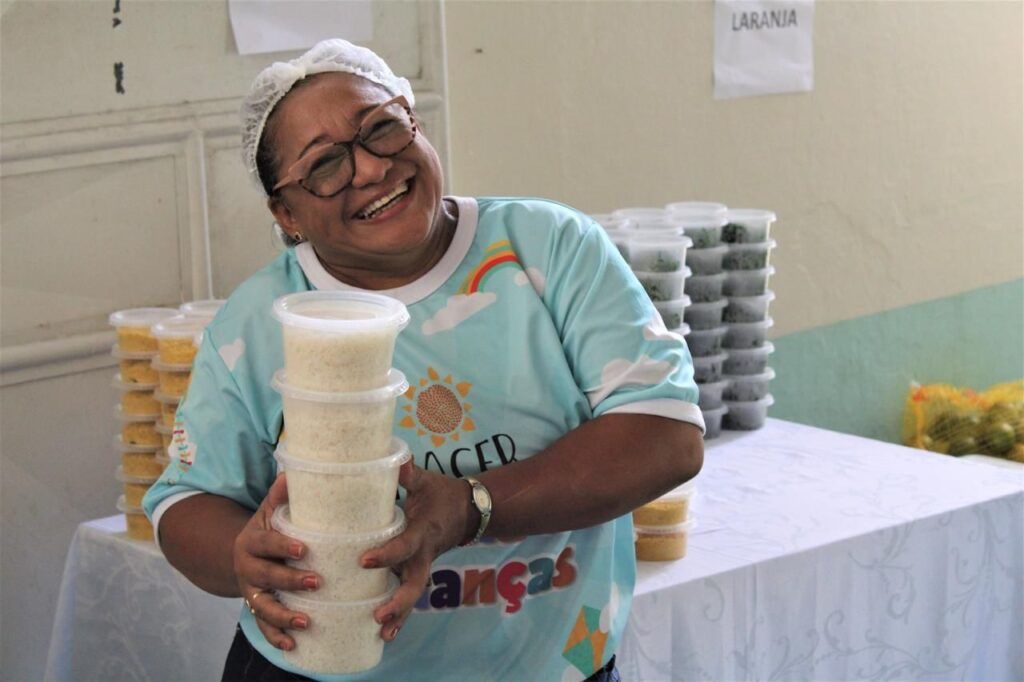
[[108, 301, 225, 541], [269, 291, 411, 675], [631, 481, 697, 561], [719, 210, 777, 431]]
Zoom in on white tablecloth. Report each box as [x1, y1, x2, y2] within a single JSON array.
[[45, 420, 1024, 681]]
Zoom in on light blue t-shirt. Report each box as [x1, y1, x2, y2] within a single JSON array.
[[144, 196, 703, 682]]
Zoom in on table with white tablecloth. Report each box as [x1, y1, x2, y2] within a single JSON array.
[[45, 419, 1024, 681]]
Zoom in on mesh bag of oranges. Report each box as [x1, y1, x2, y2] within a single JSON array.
[[903, 380, 1024, 461]]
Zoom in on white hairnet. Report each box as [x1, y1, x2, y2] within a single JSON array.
[[240, 38, 415, 191]]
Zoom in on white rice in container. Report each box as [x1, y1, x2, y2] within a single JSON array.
[[272, 369, 408, 463], [279, 575, 399, 674], [272, 291, 409, 392], [276, 438, 410, 533], [272, 504, 406, 601]]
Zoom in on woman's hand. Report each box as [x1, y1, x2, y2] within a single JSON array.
[[359, 461, 475, 643], [232, 472, 321, 652]]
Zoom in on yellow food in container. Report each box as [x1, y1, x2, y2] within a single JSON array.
[[116, 435, 165, 477], [113, 374, 160, 416], [156, 391, 181, 427], [116, 466, 158, 508], [156, 421, 173, 450], [108, 308, 178, 353], [632, 480, 696, 526], [635, 518, 697, 562], [115, 406, 161, 447], [152, 359, 192, 398], [117, 495, 154, 542], [180, 299, 226, 320], [111, 345, 159, 384], [152, 315, 207, 365]]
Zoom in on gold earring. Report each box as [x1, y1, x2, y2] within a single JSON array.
[[294, 232, 304, 242]]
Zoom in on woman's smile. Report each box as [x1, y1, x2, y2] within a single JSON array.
[[351, 177, 415, 223]]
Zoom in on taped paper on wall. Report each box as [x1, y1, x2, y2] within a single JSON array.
[[229, 0, 373, 56], [714, 0, 814, 99]]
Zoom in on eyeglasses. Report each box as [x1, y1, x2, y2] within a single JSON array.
[[272, 95, 417, 198]]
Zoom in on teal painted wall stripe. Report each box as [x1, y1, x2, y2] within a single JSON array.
[[769, 278, 1024, 444]]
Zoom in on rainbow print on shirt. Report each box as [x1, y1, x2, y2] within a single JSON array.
[[458, 240, 520, 294]]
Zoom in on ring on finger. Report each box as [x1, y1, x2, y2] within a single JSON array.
[[246, 590, 267, 615]]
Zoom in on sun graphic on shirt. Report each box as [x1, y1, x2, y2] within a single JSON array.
[[399, 367, 475, 447]]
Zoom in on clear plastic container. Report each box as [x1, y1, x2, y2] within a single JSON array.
[[723, 239, 777, 271], [723, 291, 775, 324], [151, 359, 192, 398], [112, 374, 160, 417], [634, 268, 690, 302], [272, 369, 408, 463], [152, 315, 207, 365], [634, 517, 697, 561], [685, 326, 727, 357], [723, 266, 775, 297], [723, 318, 774, 349], [685, 245, 729, 275], [115, 466, 158, 508], [665, 201, 727, 219], [692, 352, 728, 383], [108, 308, 179, 353], [114, 406, 161, 447], [155, 421, 173, 450], [272, 504, 406, 601], [723, 367, 776, 402], [652, 297, 691, 330], [722, 209, 777, 243], [632, 480, 696, 526], [275, 439, 411, 533], [604, 227, 632, 261], [627, 233, 692, 273], [684, 299, 728, 330], [701, 405, 728, 439], [273, 291, 410, 392], [111, 344, 159, 384], [116, 436, 165, 477], [697, 379, 730, 410], [723, 341, 775, 376], [665, 208, 728, 248], [179, 299, 226, 319], [684, 272, 727, 303], [279, 575, 399, 675], [723, 394, 775, 430], [117, 495, 154, 542], [155, 391, 181, 427], [590, 214, 636, 232]]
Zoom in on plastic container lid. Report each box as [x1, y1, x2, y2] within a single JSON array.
[[116, 494, 144, 514], [179, 299, 226, 318], [275, 437, 411, 474], [113, 406, 160, 423], [114, 465, 159, 485], [633, 266, 693, 280], [692, 352, 728, 366], [726, 317, 775, 332], [657, 480, 697, 502], [686, 299, 728, 313], [701, 404, 729, 417], [273, 504, 406, 545], [668, 211, 728, 228], [688, 244, 730, 256], [272, 368, 409, 404], [635, 517, 697, 536], [723, 367, 777, 383], [726, 239, 777, 253], [629, 233, 693, 249], [686, 326, 728, 339], [152, 315, 207, 339], [591, 215, 636, 231], [110, 344, 157, 360], [108, 308, 179, 328], [727, 290, 776, 305], [725, 209, 777, 224], [155, 421, 173, 436], [279, 573, 400, 609], [665, 201, 728, 216], [112, 374, 158, 391], [272, 291, 410, 333], [724, 394, 776, 410], [154, 390, 182, 405], [725, 341, 776, 357], [151, 358, 192, 372], [114, 435, 162, 453]]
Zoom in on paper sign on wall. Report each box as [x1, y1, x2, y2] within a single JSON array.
[[714, 0, 814, 99], [229, 0, 373, 56]]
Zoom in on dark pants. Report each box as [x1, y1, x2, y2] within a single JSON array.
[[222, 625, 621, 681]]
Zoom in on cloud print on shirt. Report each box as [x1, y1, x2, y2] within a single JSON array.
[[514, 267, 546, 296], [642, 307, 685, 343], [421, 293, 497, 336], [586, 355, 675, 407]]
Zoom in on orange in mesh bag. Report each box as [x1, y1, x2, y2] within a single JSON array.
[[903, 380, 1024, 460]]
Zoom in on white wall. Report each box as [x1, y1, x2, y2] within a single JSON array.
[[0, 2, 447, 679], [444, 0, 1024, 336]]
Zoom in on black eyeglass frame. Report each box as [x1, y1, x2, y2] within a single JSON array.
[[271, 95, 417, 198]]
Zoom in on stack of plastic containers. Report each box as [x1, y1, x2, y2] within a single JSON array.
[[720, 210, 777, 431], [109, 307, 179, 540], [632, 480, 697, 561], [269, 291, 412, 675]]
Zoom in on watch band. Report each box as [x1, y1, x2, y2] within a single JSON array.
[[461, 476, 492, 546]]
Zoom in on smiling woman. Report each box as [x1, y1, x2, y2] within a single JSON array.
[[142, 38, 704, 682]]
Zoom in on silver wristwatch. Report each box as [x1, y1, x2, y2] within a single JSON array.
[[461, 476, 492, 546]]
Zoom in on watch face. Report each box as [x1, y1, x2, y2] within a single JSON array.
[[472, 485, 491, 511]]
